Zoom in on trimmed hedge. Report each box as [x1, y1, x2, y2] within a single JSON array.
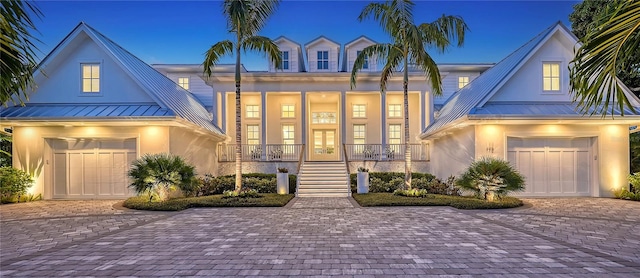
[[349, 172, 439, 193], [197, 173, 297, 196], [352, 193, 523, 209], [123, 194, 294, 211]]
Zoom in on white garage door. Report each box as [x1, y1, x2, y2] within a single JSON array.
[[507, 137, 593, 197], [51, 138, 136, 199]]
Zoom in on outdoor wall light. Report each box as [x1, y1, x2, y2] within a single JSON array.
[[486, 142, 494, 154]]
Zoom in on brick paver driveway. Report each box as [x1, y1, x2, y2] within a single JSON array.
[[1, 198, 639, 277]]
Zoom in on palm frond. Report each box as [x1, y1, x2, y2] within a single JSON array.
[[419, 14, 468, 52], [379, 46, 404, 92], [224, 0, 280, 38], [569, 0, 640, 116], [350, 43, 394, 89], [242, 36, 282, 69], [203, 40, 234, 77]]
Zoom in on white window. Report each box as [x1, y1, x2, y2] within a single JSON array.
[[282, 124, 295, 145], [543, 62, 560, 91], [458, 76, 469, 89], [312, 112, 336, 124], [246, 105, 259, 118], [247, 124, 260, 145], [352, 104, 366, 118], [281, 104, 295, 118], [281, 51, 289, 70], [317, 51, 329, 70], [388, 104, 402, 118], [357, 50, 369, 69], [353, 124, 366, 144], [81, 64, 100, 93], [389, 124, 401, 144], [178, 77, 189, 90]]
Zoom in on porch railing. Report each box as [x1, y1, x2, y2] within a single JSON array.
[[344, 144, 429, 162], [218, 144, 304, 162]]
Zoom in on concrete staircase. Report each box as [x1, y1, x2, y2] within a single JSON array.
[[297, 161, 350, 197]]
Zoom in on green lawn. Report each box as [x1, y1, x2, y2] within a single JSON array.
[[123, 194, 294, 211], [352, 193, 523, 209]]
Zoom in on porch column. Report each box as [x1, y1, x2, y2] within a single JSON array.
[[341, 91, 346, 146], [221, 92, 227, 133], [420, 90, 426, 130], [261, 91, 267, 158], [381, 91, 387, 151], [301, 91, 306, 144]]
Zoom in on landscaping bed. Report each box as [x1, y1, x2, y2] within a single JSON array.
[[352, 193, 523, 209], [123, 194, 294, 211]]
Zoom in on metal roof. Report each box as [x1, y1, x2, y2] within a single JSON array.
[[421, 22, 572, 138], [1, 104, 174, 119], [6, 22, 224, 137], [470, 103, 640, 118]]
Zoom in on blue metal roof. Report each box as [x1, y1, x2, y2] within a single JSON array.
[[4, 23, 224, 137], [1, 104, 174, 119], [470, 103, 640, 118], [421, 22, 566, 138]]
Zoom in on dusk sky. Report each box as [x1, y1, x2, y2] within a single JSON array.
[[33, 0, 579, 71]]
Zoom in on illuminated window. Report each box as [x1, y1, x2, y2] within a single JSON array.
[[357, 50, 369, 69], [353, 124, 366, 144], [81, 64, 100, 93], [281, 104, 295, 118], [317, 51, 329, 70], [281, 51, 289, 70], [246, 105, 259, 118], [352, 104, 366, 118], [178, 77, 189, 90], [543, 62, 560, 91], [389, 124, 401, 144], [247, 125, 259, 145], [388, 104, 402, 118], [312, 112, 336, 124], [458, 76, 469, 89], [282, 124, 295, 145]]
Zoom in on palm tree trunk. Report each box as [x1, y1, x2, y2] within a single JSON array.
[[235, 47, 242, 192], [403, 58, 412, 190]]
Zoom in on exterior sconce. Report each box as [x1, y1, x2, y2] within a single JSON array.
[[486, 142, 494, 154]]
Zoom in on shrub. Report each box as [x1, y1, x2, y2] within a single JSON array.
[[197, 173, 298, 196], [349, 172, 436, 191], [457, 157, 525, 201], [128, 153, 196, 202], [277, 167, 288, 173], [613, 187, 640, 201], [357, 166, 369, 172], [222, 189, 261, 198], [628, 172, 640, 194], [0, 167, 33, 201], [394, 188, 428, 197]]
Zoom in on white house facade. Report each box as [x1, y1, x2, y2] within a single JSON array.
[[2, 22, 639, 199]]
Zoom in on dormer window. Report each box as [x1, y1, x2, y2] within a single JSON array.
[[178, 77, 189, 90], [357, 51, 369, 69], [81, 64, 100, 93], [281, 51, 289, 70], [542, 62, 560, 91], [317, 51, 329, 70], [458, 76, 469, 89]]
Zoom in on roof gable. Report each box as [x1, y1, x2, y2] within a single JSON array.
[[342, 36, 378, 72], [305, 36, 340, 49], [26, 22, 224, 137], [273, 36, 305, 72], [421, 22, 640, 138]]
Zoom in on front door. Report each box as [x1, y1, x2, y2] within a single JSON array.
[[312, 129, 338, 161]]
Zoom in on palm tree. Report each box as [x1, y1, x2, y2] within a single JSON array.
[[351, 0, 467, 189], [569, 0, 640, 115], [1, 0, 42, 106], [203, 0, 282, 191]]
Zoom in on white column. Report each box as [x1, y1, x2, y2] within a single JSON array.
[[341, 91, 346, 145], [381, 91, 387, 150], [301, 91, 306, 144], [221, 92, 227, 133], [420, 90, 426, 130], [261, 91, 267, 158]]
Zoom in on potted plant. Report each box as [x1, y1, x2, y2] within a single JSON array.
[[357, 166, 369, 194], [276, 167, 289, 194]]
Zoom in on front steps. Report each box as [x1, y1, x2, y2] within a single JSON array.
[[297, 161, 350, 197]]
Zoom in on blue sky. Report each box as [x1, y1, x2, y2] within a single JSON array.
[[33, 0, 579, 71]]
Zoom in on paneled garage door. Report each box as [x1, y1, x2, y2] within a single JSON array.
[[51, 138, 136, 199], [507, 137, 593, 196]]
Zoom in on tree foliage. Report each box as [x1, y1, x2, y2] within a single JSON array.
[[569, 0, 640, 115], [351, 0, 467, 189], [1, 0, 42, 106], [128, 153, 196, 202], [203, 0, 281, 191], [0, 167, 33, 199], [456, 157, 525, 201]]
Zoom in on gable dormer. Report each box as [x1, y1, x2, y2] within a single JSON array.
[[269, 36, 305, 72], [342, 36, 377, 72], [305, 36, 340, 72]]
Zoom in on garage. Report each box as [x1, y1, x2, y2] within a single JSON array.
[[50, 138, 136, 199], [507, 137, 594, 197]]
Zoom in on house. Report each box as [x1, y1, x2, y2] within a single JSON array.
[[1, 21, 638, 199]]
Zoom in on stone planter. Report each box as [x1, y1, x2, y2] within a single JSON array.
[[357, 172, 369, 194], [277, 173, 289, 194]]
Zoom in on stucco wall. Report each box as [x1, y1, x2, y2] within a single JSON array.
[[169, 127, 219, 175], [430, 126, 476, 179], [348, 161, 429, 174]]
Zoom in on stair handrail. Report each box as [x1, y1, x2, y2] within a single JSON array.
[[295, 144, 305, 196], [342, 143, 351, 174]]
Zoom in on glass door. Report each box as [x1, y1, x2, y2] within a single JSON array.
[[312, 129, 338, 160]]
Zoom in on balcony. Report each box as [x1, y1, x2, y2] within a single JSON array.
[[218, 144, 304, 162], [344, 144, 429, 161]]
